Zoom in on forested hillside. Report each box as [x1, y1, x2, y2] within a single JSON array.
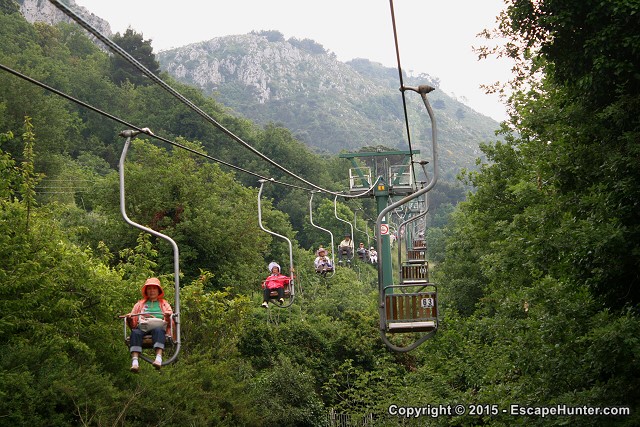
[[157, 32, 499, 180], [1, 0, 639, 426]]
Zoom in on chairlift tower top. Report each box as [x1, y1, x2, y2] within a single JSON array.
[[339, 149, 420, 295], [339, 150, 420, 196]]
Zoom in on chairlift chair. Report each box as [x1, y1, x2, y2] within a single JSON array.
[[309, 192, 336, 278], [121, 313, 177, 349], [257, 180, 295, 308], [118, 129, 181, 366], [334, 195, 355, 265], [376, 85, 440, 352]]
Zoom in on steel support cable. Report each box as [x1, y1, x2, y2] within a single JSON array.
[[0, 62, 311, 191], [389, 0, 418, 188], [1, 61, 378, 195], [48, 0, 374, 199]]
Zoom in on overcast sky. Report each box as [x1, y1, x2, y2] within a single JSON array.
[[74, 0, 512, 122]]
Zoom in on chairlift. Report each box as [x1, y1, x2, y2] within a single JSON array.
[[376, 85, 440, 352], [354, 209, 371, 262], [309, 192, 336, 278], [257, 179, 295, 308], [117, 129, 181, 366], [334, 195, 355, 265], [396, 191, 429, 289]]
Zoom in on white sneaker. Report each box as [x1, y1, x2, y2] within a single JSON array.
[[261, 302, 268, 308], [152, 357, 162, 370]]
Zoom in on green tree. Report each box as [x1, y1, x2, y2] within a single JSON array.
[[0, 130, 16, 200], [85, 138, 272, 289], [0, 143, 130, 426], [436, 0, 640, 422], [0, 0, 19, 15], [483, 0, 640, 309], [110, 28, 160, 86], [19, 117, 42, 231]]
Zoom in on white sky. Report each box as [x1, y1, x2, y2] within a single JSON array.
[[74, 0, 512, 121]]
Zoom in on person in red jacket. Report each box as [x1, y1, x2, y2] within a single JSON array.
[[126, 277, 173, 372], [261, 262, 291, 308]]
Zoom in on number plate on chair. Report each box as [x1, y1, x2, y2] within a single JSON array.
[[421, 297, 434, 308]]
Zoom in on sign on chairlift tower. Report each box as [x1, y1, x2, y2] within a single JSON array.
[[380, 223, 390, 235]]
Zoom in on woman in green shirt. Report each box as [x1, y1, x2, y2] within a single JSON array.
[[125, 277, 174, 372]]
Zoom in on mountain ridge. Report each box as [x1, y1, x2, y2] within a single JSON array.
[[158, 31, 499, 179], [18, 2, 499, 180]]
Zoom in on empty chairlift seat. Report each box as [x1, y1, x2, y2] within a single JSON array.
[[406, 249, 427, 263], [401, 263, 430, 283], [384, 286, 438, 333]]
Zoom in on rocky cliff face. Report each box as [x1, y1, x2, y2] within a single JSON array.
[[161, 34, 378, 105], [17, 0, 497, 177], [158, 32, 499, 177], [18, 0, 112, 40]]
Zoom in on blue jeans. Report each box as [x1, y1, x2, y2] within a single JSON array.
[[129, 327, 165, 353]]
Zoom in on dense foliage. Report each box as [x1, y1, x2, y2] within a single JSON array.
[[0, 0, 638, 425]]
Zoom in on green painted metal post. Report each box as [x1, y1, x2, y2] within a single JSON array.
[[337, 149, 421, 297], [374, 178, 394, 292]]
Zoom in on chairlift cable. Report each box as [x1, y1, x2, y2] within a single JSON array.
[[48, 0, 375, 199], [389, 0, 419, 188], [0, 62, 308, 191], [0, 61, 378, 197]]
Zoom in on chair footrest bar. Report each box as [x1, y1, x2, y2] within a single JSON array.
[[388, 321, 436, 333]]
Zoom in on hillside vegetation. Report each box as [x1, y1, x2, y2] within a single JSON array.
[[0, 1, 639, 426], [157, 31, 500, 180]]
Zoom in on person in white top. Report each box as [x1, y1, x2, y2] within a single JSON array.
[[338, 234, 354, 263], [368, 247, 378, 264], [314, 247, 334, 276]]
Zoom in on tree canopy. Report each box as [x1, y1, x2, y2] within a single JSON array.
[[0, 2, 638, 425]]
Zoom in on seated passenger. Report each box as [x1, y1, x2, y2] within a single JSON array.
[[338, 234, 354, 263], [314, 247, 334, 276], [369, 247, 378, 264], [261, 262, 291, 308], [126, 277, 173, 373], [356, 242, 368, 261]]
